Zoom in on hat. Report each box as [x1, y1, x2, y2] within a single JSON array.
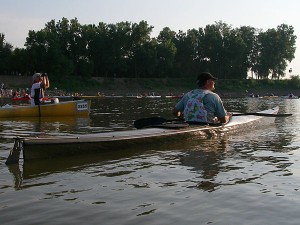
[[197, 72, 217, 86], [32, 73, 41, 82]]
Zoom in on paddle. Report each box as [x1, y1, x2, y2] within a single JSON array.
[[133, 117, 221, 129], [38, 104, 41, 117], [134, 117, 176, 129], [232, 112, 292, 117], [134, 112, 292, 129]]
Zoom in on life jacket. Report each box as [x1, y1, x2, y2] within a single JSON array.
[[33, 88, 42, 105], [33, 87, 45, 105], [183, 90, 208, 122]]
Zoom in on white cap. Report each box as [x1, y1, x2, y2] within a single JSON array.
[[32, 73, 41, 82]]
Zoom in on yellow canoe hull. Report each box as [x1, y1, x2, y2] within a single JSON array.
[[0, 100, 91, 118]]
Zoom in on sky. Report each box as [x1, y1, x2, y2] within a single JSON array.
[[1, 0, 299, 77]]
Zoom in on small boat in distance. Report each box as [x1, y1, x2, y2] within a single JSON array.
[[281, 93, 298, 99]]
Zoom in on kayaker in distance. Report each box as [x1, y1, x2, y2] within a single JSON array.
[[30, 73, 50, 106], [173, 72, 232, 124]]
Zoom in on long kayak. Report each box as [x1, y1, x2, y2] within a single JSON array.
[[6, 106, 280, 163]]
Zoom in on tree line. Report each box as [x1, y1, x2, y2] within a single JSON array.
[[0, 18, 297, 80]]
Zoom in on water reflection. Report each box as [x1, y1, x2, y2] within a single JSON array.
[[179, 138, 231, 192], [176, 118, 298, 193], [6, 163, 23, 190], [10, 127, 296, 195], [0, 117, 90, 138]]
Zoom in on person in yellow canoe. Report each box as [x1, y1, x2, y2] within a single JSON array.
[[173, 72, 232, 124], [30, 72, 50, 106]]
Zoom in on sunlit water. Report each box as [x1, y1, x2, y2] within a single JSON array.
[[1, 97, 300, 225]]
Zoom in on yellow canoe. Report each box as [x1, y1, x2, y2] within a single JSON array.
[[0, 100, 91, 118]]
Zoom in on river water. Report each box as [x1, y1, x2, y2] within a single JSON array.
[[1, 97, 300, 225]]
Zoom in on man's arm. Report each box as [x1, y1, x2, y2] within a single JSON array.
[[173, 107, 183, 119], [218, 112, 232, 124]]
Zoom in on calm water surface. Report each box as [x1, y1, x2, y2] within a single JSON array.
[[1, 97, 300, 225]]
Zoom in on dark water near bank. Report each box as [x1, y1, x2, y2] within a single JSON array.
[[1, 97, 300, 225]]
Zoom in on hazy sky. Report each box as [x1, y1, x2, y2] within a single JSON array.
[[1, 0, 299, 76]]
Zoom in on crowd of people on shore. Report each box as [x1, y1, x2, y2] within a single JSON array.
[[0, 84, 26, 99]]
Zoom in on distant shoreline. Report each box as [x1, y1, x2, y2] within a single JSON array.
[[0, 75, 298, 98]]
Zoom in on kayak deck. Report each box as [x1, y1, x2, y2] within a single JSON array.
[[6, 107, 279, 163]]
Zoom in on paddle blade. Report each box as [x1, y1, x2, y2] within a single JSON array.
[[134, 117, 168, 129], [232, 113, 292, 117]]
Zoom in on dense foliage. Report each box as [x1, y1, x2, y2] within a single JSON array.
[[0, 18, 297, 80]]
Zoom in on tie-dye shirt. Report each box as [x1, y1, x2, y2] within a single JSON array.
[[175, 89, 227, 123]]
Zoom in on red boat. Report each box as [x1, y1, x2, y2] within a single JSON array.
[[12, 96, 50, 101], [12, 96, 30, 101]]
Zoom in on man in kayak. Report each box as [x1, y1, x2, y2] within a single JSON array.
[[30, 73, 50, 106], [173, 72, 232, 124]]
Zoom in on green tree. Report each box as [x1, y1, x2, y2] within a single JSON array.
[[106, 22, 132, 77], [237, 26, 259, 79], [0, 33, 13, 74], [25, 29, 48, 72], [11, 48, 30, 76], [134, 39, 158, 77], [88, 22, 110, 77], [199, 23, 224, 77], [2, 18, 297, 81], [156, 27, 177, 77], [222, 28, 248, 79], [25, 19, 74, 77], [256, 24, 296, 79], [173, 29, 201, 78], [128, 20, 154, 78]]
